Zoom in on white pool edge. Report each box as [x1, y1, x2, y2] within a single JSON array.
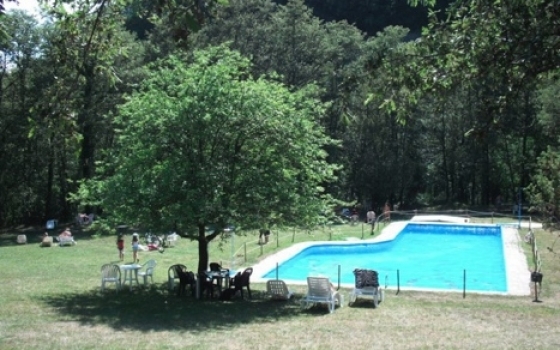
[[250, 219, 532, 296]]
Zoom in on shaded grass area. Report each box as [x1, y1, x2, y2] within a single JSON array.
[[1, 219, 560, 349]]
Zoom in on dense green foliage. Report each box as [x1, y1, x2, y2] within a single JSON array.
[[76, 45, 339, 271], [1, 0, 560, 231]]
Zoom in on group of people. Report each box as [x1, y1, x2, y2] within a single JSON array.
[[40, 227, 74, 247], [116, 232, 140, 263], [343, 201, 392, 225]]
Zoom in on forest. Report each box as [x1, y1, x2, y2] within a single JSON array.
[[1, 0, 560, 230]]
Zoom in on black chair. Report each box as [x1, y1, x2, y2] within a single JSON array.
[[230, 267, 253, 299], [208, 262, 229, 298], [168, 264, 195, 297]]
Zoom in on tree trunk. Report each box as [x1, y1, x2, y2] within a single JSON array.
[[197, 223, 209, 274], [79, 67, 95, 181], [44, 134, 55, 220]]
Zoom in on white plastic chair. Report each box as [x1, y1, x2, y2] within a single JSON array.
[[165, 233, 180, 248], [101, 264, 121, 292], [138, 259, 157, 285], [300, 277, 343, 313]]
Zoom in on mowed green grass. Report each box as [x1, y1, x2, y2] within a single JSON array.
[[1, 219, 560, 350]]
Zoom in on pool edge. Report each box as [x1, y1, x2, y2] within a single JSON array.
[[251, 220, 532, 296]]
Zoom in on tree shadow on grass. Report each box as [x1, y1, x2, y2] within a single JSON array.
[[38, 284, 310, 332]]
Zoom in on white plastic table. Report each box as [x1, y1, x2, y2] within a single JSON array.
[[120, 264, 142, 289]]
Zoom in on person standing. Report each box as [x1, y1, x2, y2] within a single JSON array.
[[131, 233, 140, 263], [116, 233, 125, 261], [367, 210, 376, 224], [383, 201, 391, 222]]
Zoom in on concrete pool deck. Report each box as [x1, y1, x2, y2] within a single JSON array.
[[250, 217, 532, 296]]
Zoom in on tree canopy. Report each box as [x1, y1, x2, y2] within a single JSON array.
[[3, 0, 560, 230], [77, 45, 340, 271]]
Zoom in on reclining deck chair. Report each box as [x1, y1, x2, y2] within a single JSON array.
[[300, 277, 343, 313], [266, 279, 294, 301], [349, 269, 384, 307]]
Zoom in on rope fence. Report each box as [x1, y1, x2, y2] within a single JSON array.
[[211, 209, 537, 274]]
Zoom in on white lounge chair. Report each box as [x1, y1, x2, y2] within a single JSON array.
[[266, 279, 294, 301], [349, 269, 384, 307], [17, 234, 27, 244], [56, 235, 76, 246], [300, 277, 343, 313], [164, 233, 180, 248]]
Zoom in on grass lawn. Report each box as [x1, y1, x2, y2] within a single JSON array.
[[1, 218, 560, 350]]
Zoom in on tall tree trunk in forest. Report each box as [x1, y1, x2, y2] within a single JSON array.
[[57, 147, 71, 220], [79, 64, 95, 181], [45, 133, 55, 220]]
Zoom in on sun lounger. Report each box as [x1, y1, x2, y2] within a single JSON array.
[[300, 277, 343, 313], [266, 279, 294, 301], [56, 235, 76, 247], [349, 269, 384, 307]]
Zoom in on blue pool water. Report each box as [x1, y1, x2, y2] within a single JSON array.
[[263, 223, 507, 292]]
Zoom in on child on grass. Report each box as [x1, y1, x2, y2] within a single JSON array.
[[116, 233, 125, 261], [131, 233, 139, 263]]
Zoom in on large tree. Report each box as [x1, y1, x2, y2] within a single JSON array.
[[77, 45, 340, 273]]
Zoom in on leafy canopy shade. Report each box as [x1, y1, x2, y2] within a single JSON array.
[[78, 45, 339, 271]]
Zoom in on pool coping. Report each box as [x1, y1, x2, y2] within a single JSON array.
[[250, 219, 531, 296]]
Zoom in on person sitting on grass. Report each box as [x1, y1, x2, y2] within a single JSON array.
[[59, 227, 72, 237], [41, 232, 53, 247]]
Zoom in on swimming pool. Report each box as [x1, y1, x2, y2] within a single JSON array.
[[259, 222, 511, 293]]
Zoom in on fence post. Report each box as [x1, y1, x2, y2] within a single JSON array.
[[337, 265, 341, 290], [329, 230, 332, 241], [276, 229, 279, 247], [260, 242, 263, 255], [361, 223, 364, 239], [396, 269, 400, 295], [292, 228, 296, 243], [244, 242, 247, 262], [463, 269, 466, 298], [491, 212, 494, 224]]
